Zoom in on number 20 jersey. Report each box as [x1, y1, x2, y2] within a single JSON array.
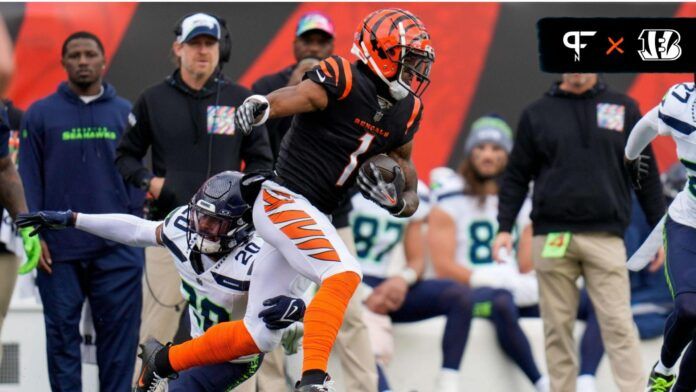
[[274, 56, 423, 214], [161, 206, 263, 341]]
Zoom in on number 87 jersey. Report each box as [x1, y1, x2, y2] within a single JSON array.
[[274, 55, 423, 215]]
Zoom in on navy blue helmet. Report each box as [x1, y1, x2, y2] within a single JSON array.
[[187, 171, 254, 254]]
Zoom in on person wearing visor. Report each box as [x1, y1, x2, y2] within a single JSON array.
[[253, 11, 335, 159], [16, 171, 307, 392], [116, 11, 273, 362], [253, 11, 379, 392]]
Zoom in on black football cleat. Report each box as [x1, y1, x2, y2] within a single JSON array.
[[294, 374, 335, 392], [133, 338, 177, 392]]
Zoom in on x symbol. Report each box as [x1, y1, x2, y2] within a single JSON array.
[[606, 37, 624, 55]]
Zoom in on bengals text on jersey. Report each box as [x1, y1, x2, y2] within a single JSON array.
[[274, 55, 423, 214]]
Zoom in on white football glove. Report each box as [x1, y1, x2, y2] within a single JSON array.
[[234, 95, 269, 136], [281, 322, 304, 355], [357, 163, 405, 215]]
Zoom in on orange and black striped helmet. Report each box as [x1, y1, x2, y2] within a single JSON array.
[[351, 8, 434, 99]]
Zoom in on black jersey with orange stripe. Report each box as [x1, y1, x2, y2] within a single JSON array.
[[274, 56, 423, 214]]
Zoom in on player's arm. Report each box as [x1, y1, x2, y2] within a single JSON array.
[[237, 56, 351, 135], [234, 79, 328, 136], [403, 218, 426, 278], [0, 15, 14, 96], [387, 141, 419, 217], [516, 224, 534, 274], [625, 105, 659, 160], [0, 155, 28, 219], [428, 206, 473, 284], [16, 210, 164, 248], [267, 78, 328, 118], [624, 105, 660, 191]]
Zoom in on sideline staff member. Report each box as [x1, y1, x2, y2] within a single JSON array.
[[493, 73, 664, 391], [116, 12, 272, 362]]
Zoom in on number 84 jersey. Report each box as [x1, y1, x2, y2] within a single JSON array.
[[161, 206, 264, 339], [430, 168, 531, 269]]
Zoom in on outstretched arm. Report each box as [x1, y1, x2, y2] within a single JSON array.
[[17, 211, 163, 248], [235, 79, 328, 136], [266, 79, 328, 119], [75, 213, 163, 247]]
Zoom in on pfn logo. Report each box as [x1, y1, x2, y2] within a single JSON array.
[[563, 31, 597, 61], [638, 29, 682, 61]]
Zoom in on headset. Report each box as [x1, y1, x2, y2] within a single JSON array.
[[172, 13, 233, 181], [174, 12, 232, 65]]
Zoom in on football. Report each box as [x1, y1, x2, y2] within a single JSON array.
[[359, 154, 404, 185]]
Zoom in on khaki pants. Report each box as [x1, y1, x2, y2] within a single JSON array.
[[533, 233, 644, 392], [254, 227, 377, 392], [133, 246, 186, 384], [254, 347, 288, 391], [0, 252, 18, 364]]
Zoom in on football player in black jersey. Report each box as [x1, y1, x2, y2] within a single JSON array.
[[134, 9, 434, 392]]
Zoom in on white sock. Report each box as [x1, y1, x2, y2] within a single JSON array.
[[435, 368, 459, 392], [655, 359, 676, 376], [576, 375, 597, 392]]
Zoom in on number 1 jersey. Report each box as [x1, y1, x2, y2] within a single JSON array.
[[274, 56, 423, 214]]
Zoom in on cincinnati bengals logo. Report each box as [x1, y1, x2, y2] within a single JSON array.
[[637, 29, 682, 61]]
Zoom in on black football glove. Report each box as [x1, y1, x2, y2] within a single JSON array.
[[624, 154, 650, 190], [16, 210, 75, 236], [258, 295, 306, 330], [357, 162, 405, 215], [234, 98, 269, 136], [240, 171, 274, 206]]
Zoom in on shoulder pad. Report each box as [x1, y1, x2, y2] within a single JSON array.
[[429, 167, 464, 202], [308, 55, 354, 101], [661, 82, 695, 118]]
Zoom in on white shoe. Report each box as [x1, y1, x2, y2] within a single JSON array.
[[434, 368, 459, 392], [535, 376, 550, 392], [576, 375, 597, 392]]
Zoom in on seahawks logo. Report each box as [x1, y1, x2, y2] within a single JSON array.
[[637, 29, 682, 61]]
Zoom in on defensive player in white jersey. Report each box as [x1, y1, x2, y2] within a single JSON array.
[[16, 171, 308, 392], [428, 116, 602, 392], [624, 82, 696, 392], [350, 181, 472, 392]]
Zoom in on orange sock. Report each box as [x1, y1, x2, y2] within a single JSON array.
[[302, 271, 361, 373], [168, 320, 260, 372]]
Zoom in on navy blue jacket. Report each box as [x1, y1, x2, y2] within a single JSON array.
[[19, 82, 144, 262]]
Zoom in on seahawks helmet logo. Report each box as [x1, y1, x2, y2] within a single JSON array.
[[637, 29, 682, 61]]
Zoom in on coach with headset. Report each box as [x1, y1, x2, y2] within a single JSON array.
[[115, 12, 272, 368]]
